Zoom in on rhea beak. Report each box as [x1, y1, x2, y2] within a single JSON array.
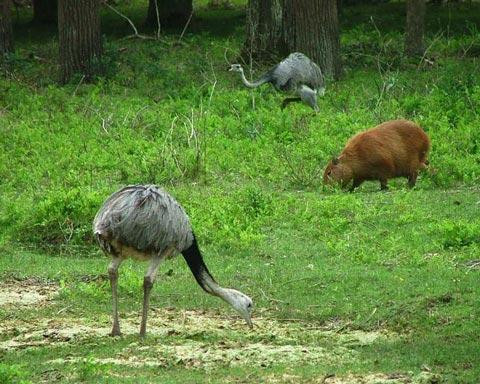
[[245, 316, 253, 329]]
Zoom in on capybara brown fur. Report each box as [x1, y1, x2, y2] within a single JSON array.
[[323, 119, 430, 191]]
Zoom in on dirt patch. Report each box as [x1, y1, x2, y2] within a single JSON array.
[[49, 340, 352, 369], [322, 372, 442, 384], [0, 278, 59, 307], [0, 280, 439, 382], [0, 309, 394, 353]]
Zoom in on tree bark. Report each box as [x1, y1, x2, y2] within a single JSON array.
[[33, 0, 57, 24], [0, 0, 13, 54], [405, 0, 426, 56], [243, 0, 342, 80], [146, 0, 193, 28], [243, 0, 284, 60], [58, 0, 102, 84], [282, 0, 341, 80]]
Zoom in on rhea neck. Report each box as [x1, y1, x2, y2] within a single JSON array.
[[201, 274, 243, 306], [237, 68, 269, 88]]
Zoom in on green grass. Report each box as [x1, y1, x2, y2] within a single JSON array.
[[1, 1, 480, 383], [1, 188, 479, 382]]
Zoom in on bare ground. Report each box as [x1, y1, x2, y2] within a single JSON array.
[[0, 279, 440, 383]]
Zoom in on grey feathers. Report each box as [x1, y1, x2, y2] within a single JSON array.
[[93, 185, 194, 255], [230, 52, 325, 111], [269, 52, 325, 93]]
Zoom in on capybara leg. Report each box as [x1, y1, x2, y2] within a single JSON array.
[[380, 179, 388, 190], [408, 172, 418, 188], [349, 179, 363, 192]]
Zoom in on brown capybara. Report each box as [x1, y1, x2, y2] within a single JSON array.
[[323, 119, 430, 191]]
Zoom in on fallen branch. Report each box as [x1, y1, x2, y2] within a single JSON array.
[[102, 1, 163, 41], [178, 11, 194, 43]]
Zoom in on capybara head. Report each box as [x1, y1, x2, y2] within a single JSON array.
[[323, 156, 353, 186]]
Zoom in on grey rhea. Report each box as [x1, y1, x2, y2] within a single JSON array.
[[93, 185, 253, 337], [229, 52, 325, 112]]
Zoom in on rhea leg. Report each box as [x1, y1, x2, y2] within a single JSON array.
[[281, 97, 302, 110], [108, 257, 123, 336], [140, 254, 168, 337]]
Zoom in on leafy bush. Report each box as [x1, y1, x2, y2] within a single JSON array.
[[436, 220, 480, 250]]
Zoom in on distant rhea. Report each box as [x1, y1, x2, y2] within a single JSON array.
[[229, 52, 325, 112], [93, 185, 253, 337]]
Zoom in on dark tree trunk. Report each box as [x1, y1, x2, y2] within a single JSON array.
[[33, 0, 57, 24], [0, 0, 13, 54], [243, 0, 283, 60], [58, 0, 102, 84], [405, 0, 426, 56], [243, 0, 341, 80], [282, 0, 341, 80], [146, 0, 193, 28]]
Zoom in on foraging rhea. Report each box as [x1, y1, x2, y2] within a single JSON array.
[[229, 52, 325, 112], [93, 185, 253, 337], [323, 119, 430, 191]]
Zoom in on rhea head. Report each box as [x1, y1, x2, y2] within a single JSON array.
[[229, 64, 244, 73]]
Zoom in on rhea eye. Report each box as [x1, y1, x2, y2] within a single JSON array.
[[247, 303, 252, 308], [327, 170, 332, 175]]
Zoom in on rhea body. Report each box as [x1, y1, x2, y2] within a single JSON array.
[[229, 52, 325, 112], [323, 120, 430, 191], [93, 185, 253, 337]]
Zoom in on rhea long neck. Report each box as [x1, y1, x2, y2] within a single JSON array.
[[201, 273, 244, 306], [180, 238, 244, 307], [238, 68, 269, 88]]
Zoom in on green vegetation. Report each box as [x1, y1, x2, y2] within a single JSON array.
[[0, 1, 479, 383]]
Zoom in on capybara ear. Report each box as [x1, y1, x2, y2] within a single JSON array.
[[332, 157, 339, 165]]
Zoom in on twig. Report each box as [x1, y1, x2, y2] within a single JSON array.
[[207, 61, 217, 108], [178, 11, 194, 43], [224, 47, 232, 66], [72, 75, 85, 97], [56, 305, 72, 315], [102, 1, 159, 41], [103, 1, 139, 36], [101, 118, 109, 133], [417, 31, 444, 70], [363, 307, 377, 324], [153, 0, 161, 40]]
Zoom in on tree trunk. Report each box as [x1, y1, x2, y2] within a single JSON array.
[[58, 0, 102, 84], [0, 0, 13, 54], [146, 0, 193, 28], [33, 0, 57, 24], [282, 0, 341, 80], [243, 0, 342, 80], [243, 0, 284, 60], [405, 0, 425, 56]]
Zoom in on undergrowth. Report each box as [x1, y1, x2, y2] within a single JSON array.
[[0, 1, 479, 254]]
